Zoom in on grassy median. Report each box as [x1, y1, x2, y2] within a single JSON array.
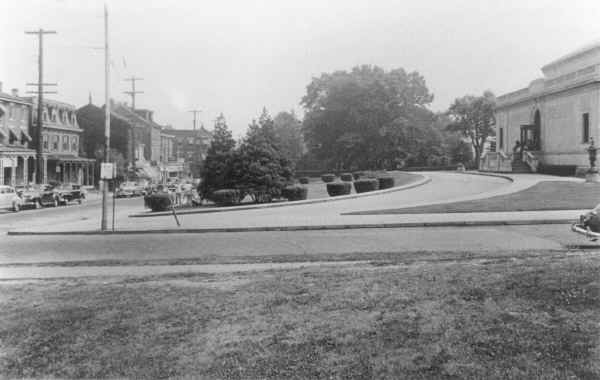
[[1, 252, 599, 379]]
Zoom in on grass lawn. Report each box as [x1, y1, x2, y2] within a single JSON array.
[[1, 252, 599, 379], [347, 181, 600, 215]]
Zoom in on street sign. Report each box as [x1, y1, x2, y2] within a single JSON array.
[[100, 163, 114, 179]]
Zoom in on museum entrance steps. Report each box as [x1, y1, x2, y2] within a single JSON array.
[[511, 159, 532, 173]]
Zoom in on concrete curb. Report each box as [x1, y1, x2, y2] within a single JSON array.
[[7, 218, 573, 236], [129, 174, 433, 218]]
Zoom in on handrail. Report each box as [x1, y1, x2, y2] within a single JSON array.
[[522, 150, 539, 172]]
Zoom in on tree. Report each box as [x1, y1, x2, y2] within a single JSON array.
[[301, 65, 435, 170], [273, 110, 304, 167], [199, 113, 236, 198], [230, 108, 294, 203], [446, 91, 496, 168]]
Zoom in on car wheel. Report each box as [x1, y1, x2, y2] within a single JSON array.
[[13, 202, 20, 212]]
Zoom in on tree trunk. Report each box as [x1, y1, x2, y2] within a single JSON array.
[[474, 148, 481, 170]]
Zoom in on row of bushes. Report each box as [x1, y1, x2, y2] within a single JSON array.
[[321, 171, 388, 183], [326, 176, 395, 196]]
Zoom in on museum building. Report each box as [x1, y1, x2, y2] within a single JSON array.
[[482, 42, 600, 173]]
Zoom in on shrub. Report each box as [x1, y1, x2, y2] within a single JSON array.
[[326, 182, 352, 196], [352, 171, 364, 180], [144, 193, 172, 212], [340, 173, 353, 182], [321, 173, 336, 183], [282, 185, 308, 201], [538, 164, 577, 177], [212, 189, 242, 206], [298, 177, 310, 184], [353, 178, 379, 193], [378, 176, 395, 190]]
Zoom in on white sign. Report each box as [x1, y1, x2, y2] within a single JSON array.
[[1, 157, 15, 167], [100, 163, 115, 179]]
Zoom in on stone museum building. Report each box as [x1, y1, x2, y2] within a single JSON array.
[[482, 42, 600, 173]]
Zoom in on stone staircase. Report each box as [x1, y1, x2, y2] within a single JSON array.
[[511, 159, 531, 173]]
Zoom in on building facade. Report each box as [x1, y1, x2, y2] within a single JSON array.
[[483, 42, 600, 172], [0, 86, 36, 186], [28, 97, 95, 185], [169, 128, 212, 178]]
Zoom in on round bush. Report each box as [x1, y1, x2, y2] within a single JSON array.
[[352, 171, 364, 180], [298, 177, 310, 184], [144, 193, 172, 212], [377, 176, 395, 190], [282, 185, 308, 201], [212, 189, 241, 206], [326, 182, 352, 197], [321, 173, 336, 183], [353, 178, 379, 193], [340, 173, 353, 182]]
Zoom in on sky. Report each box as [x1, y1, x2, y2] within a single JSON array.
[[2, 0, 600, 137]]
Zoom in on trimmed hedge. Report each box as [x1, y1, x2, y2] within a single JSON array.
[[212, 189, 242, 206], [538, 164, 578, 177], [327, 182, 352, 197], [340, 173, 353, 182], [144, 193, 172, 212], [282, 185, 308, 201], [321, 173, 336, 183], [353, 178, 379, 193], [298, 177, 310, 184], [352, 171, 363, 180], [378, 176, 395, 189]]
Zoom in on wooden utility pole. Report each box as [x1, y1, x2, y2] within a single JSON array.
[[24, 28, 57, 185], [123, 76, 143, 110], [189, 109, 201, 130], [101, 4, 111, 231]]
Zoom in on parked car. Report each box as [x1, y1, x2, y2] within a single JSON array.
[[116, 182, 146, 198], [55, 183, 86, 204], [15, 185, 43, 209], [0, 185, 23, 212], [39, 184, 64, 207]]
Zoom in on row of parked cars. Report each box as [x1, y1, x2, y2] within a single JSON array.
[[0, 183, 86, 212]]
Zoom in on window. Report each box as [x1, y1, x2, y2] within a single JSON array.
[[62, 135, 69, 151], [43, 135, 49, 150], [52, 135, 59, 151], [8, 104, 14, 119], [21, 106, 27, 121], [71, 136, 78, 152], [499, 127, 504, 150], [583, 113, 590, 143]]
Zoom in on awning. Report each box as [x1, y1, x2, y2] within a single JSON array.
[[7, 126, 19, 140], [0, 128, 7, 139], [20, 128, 32, 142]]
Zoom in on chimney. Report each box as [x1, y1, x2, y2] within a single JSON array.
[[11, 88, 18, 97]]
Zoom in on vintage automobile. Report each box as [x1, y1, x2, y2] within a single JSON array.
[[15, 185, 43, 209], [116, 182, 146, 198], [55, 183, 86, 204], [39, 184, 64, 207], [0, 185, 23, 212], [572, 204, 600, 241]]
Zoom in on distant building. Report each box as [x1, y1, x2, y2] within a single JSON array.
[[483, 42, 600, 172], [0, 85, 36, 186], [26, 95, 95, 185], [168, 127, 212, 178]]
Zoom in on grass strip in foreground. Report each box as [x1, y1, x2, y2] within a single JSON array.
[[1, 252, 599, 379]]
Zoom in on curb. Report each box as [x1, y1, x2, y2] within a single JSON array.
[[129, 174, 433, 218], [7, 218, 573, 236]]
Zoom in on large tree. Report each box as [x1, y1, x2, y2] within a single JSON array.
[[301, 65, 435, 170], [446, 91, 496, 168], [230, 108, 293, 203], [199, 113, 236, 198], [273, 110, 304, 167]]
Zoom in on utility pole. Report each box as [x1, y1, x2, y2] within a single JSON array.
[[101, 4, 111, 231], [24, 29, 57, 185], [189, 109, 201, 130], [123, 76, 143, 110]]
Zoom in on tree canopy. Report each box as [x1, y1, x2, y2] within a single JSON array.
[[199, 113, 236, 198], [446, 91, 496, 168], [273, 110, 304, 167], [301, 65, 436, 170]]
